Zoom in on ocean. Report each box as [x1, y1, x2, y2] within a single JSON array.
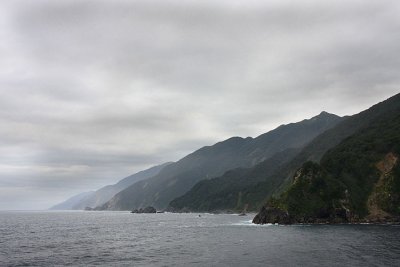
[[1, 211, 399, 266]]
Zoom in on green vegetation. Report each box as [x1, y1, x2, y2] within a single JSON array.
[[320, 112, 400, 217], [283, 162, 347, 221]]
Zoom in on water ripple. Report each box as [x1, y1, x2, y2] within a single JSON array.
[[0, 211, 399, 266]]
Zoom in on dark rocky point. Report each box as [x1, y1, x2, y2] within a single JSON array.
[[131, 206, 157, 214], [252, 206, 292, 225]]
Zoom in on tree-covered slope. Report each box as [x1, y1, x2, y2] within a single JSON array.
[[254, 95, 400, 224]]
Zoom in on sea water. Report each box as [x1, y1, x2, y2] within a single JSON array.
[[1, 211, 399, 266]]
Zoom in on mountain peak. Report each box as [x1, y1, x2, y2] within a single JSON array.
[[318, 111, 336, 117], [310, 111, 340, 121]]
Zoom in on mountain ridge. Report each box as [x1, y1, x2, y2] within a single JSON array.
[[98, 112, 343, 211]]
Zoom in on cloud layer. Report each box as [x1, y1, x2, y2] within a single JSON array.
[[1, 0, 399, 209]]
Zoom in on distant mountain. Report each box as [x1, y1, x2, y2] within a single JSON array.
[[50, 162, 171, 210], [50, 191, 94, 210], [98, 112, 343, 211], [254, 93, 400, 224]]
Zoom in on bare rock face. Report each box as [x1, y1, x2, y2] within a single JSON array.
[[131, 206, 157, 214], [252, 206, 292, 225], [367, 153, 399, 222]]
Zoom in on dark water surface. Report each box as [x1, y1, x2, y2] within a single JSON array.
[[1, 211, 399, 266]]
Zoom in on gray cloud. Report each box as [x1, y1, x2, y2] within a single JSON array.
[[1, 0, 399, 209]]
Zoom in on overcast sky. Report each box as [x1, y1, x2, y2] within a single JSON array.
[[1, 0, 399, 210]]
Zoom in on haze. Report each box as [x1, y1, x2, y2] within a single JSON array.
[[1, 0, 399, 210]]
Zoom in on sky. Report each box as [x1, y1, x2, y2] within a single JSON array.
[[1, 0, 399, 210]]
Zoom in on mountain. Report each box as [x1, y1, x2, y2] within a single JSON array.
[[49, 191, 94, 210], [50, 163, 171, 210], [168, 148, 300, 212], [98, 112, 343, 211], [253, 93, 400, 224], [170, 93, 400, 213], [240, 93, 400, 210]]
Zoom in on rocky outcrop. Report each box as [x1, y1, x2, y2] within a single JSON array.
[[252, 205, 354, 225], [252, 206, 291, 224], [131, 206, 157, 213], [253, 162, 352, 225]]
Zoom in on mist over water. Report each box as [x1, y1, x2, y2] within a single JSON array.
[[1, 211, 399, 266]]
